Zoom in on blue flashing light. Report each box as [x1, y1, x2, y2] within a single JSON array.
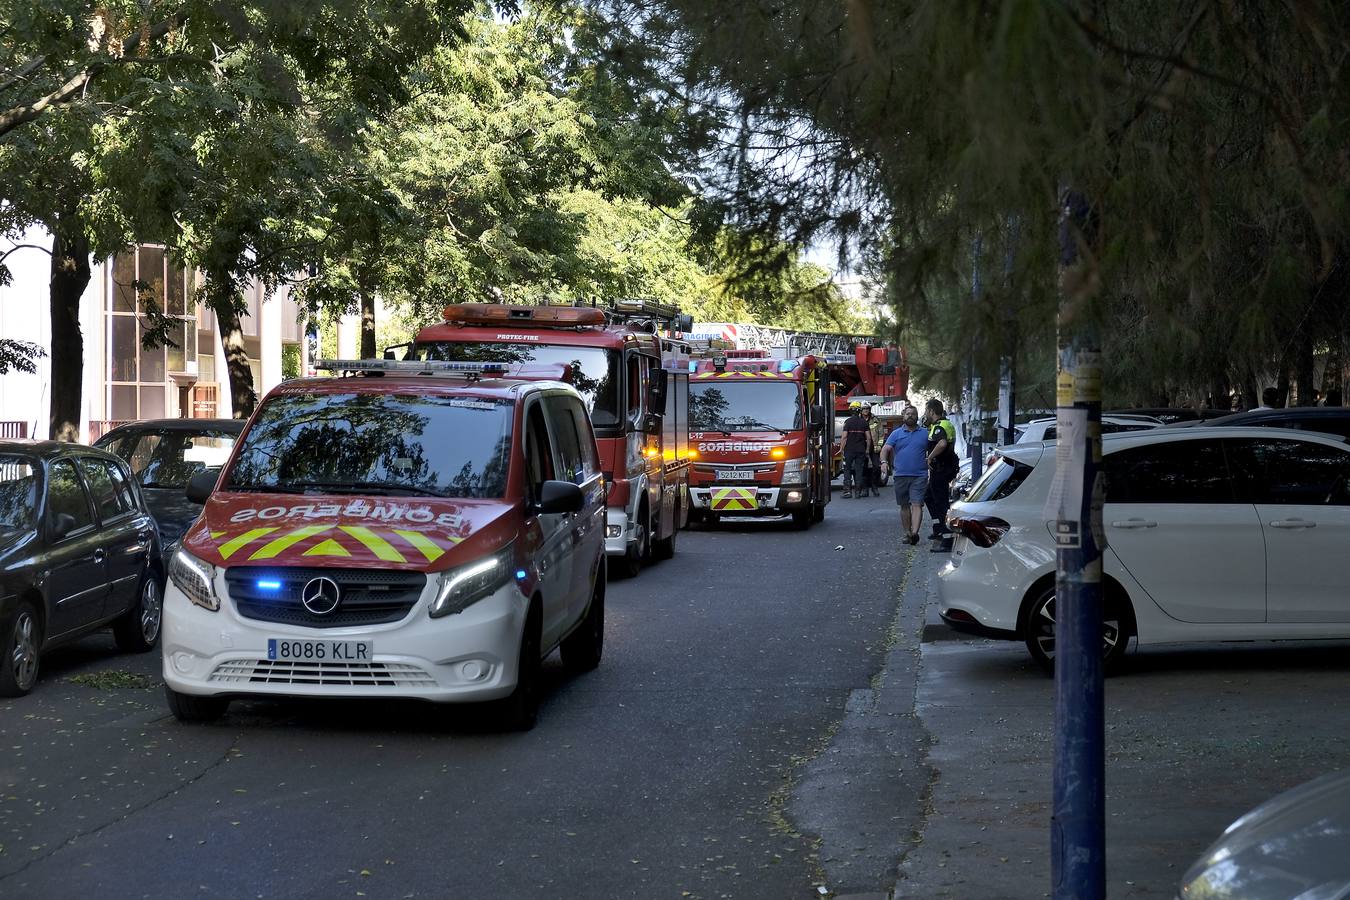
[[515, 570, 528, 581], [778, 359, 797, 373], [256, 579, 282, 591], [688, 361, 696, 374]]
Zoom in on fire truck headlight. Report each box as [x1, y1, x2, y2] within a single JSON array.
[[780, 456, 808, 484], [786, 490, 803, 503]]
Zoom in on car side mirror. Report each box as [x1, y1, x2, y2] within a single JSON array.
[[533, 480, 584, 515], [51, 512, 78, 540], [647, 367, 668, 413], [186, 468, 219, 504]]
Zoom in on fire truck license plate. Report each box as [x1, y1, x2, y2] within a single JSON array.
[[716, 470, 754, 481], [268, 639, 372, 662]]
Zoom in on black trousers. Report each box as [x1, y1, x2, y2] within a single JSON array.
[[925, 468, 955, 532]]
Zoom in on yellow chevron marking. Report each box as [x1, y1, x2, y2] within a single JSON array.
[[210, 531, 225, 540], [303, 538, 352, 558], [393, 529, 446, 563], [217, 527, 279, 560], [248, 525, 331, 561], [340, 525, 407, 563]]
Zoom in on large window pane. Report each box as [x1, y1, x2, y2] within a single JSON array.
[[139, 385, 166, 419], [139, 247, 165, 312], [1103, 439, 1234, 503], [112, 253, 136, 312], [167, 266, 186, 316], [109, 316, 137, 381], [198, 351, 215, 383], [111, 385, 137, 420], [167, 321, 187, 372], [139, 323, 166, 383]]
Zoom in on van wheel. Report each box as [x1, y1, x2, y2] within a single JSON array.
[[1022, 584, 1133, 676], [652, 503, 678, 560], [613, 505, 648, 578], [165, 685, 230, 722], [495, 601, 542, 730], [114, 571, 163, 653], [561, 570, 604, 673], [1, 600, 42, 697]]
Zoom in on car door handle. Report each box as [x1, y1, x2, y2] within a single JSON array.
[[1270, 519, 1316, 529], [1110, 519, 1157, 529]]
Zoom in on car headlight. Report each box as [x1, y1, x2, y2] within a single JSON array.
[[168, 546, 219, 611], [781, 456, 808, 483], [428, 543, 515, 618]]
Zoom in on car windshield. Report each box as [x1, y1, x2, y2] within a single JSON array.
[[224, 392, 514, 499], [101, 430, 238, 489], [0, 456, 37, 533], [690, 381, 802, 433], [412, 341, 621, 429]]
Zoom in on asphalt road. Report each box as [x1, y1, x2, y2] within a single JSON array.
[[0, 492, 929, 900]]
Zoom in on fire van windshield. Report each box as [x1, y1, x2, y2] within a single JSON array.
[[225, 393, 514, 499], [690, 381, 802, 433], [413, 341, 621, 428]]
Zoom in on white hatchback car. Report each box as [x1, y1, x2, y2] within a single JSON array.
[[936, 426, 1350, 672]]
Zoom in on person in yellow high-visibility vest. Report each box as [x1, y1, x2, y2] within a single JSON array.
[[924, 399, 958, 544]]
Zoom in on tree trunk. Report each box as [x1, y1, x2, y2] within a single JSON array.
[[1050, 190, 1106, 900], [1209, 374, 1231, 411], [360, 287, 377, 360], [213, 301, 258, 418], [48, 226, 91, 441], [1276, 366, 1290, 408], [1295, 330, 1315, 406]]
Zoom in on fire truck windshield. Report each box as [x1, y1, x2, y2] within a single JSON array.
[[690, 381, 802, 433], [412, 342, 621, 427]]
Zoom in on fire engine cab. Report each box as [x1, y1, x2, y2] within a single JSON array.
[[402, 301, 691, 578], [687, 348, 834, 528]]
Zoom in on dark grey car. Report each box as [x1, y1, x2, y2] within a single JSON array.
[[94, 419, 244, 557], [0, 441, 164, 696]]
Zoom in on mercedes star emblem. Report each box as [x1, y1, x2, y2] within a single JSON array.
[[300, 576, 341, 615]]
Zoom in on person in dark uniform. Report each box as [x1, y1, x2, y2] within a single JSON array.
[[840, 401, 872, 498], [923, 399, 958, 543]]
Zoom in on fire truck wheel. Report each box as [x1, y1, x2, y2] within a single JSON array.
[[790, 510, 812, 530], [613, 504, 649, 578], [652, 503, 679, 560], [811, 503, 825, 523]]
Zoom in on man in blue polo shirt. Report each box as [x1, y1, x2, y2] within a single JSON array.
[[880, 404, 929, 545]]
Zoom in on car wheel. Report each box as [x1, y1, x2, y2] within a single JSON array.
[[114, 572, 163, 653], [1, 600, 42, 697], [164, 685, 230, 722], [495, 600, 542, 731], [613, 504, 648, 578], [652, 502, 678, 560], [560, 568, 604, 674], [1022, 584, 1132, 676]]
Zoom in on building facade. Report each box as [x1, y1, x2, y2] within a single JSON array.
[[1, 230, 306, 442]]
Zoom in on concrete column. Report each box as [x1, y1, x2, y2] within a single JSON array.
[[259, 287, 282, 393], [213, 311, 232, 419], [336, 312, 359, 360]]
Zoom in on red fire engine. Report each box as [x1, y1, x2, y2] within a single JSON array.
[[402, 301, 691, 577], [687, 348, 834, 528]]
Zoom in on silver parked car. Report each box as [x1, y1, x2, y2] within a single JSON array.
[[1179, 768, 1350, 898]]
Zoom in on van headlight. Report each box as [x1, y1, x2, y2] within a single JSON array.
[[429, 544, 515, 618], [169, 546, 219, 611], [781, 456, 808, 484]]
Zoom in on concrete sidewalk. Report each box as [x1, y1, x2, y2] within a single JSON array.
[[896, 556, 1350, 899]]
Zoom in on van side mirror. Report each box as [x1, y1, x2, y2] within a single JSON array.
[[647, 367, 668, 413], [533, 480, 584, 515], [186, 468, 219, 504], [383, 342, 411, 361]]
